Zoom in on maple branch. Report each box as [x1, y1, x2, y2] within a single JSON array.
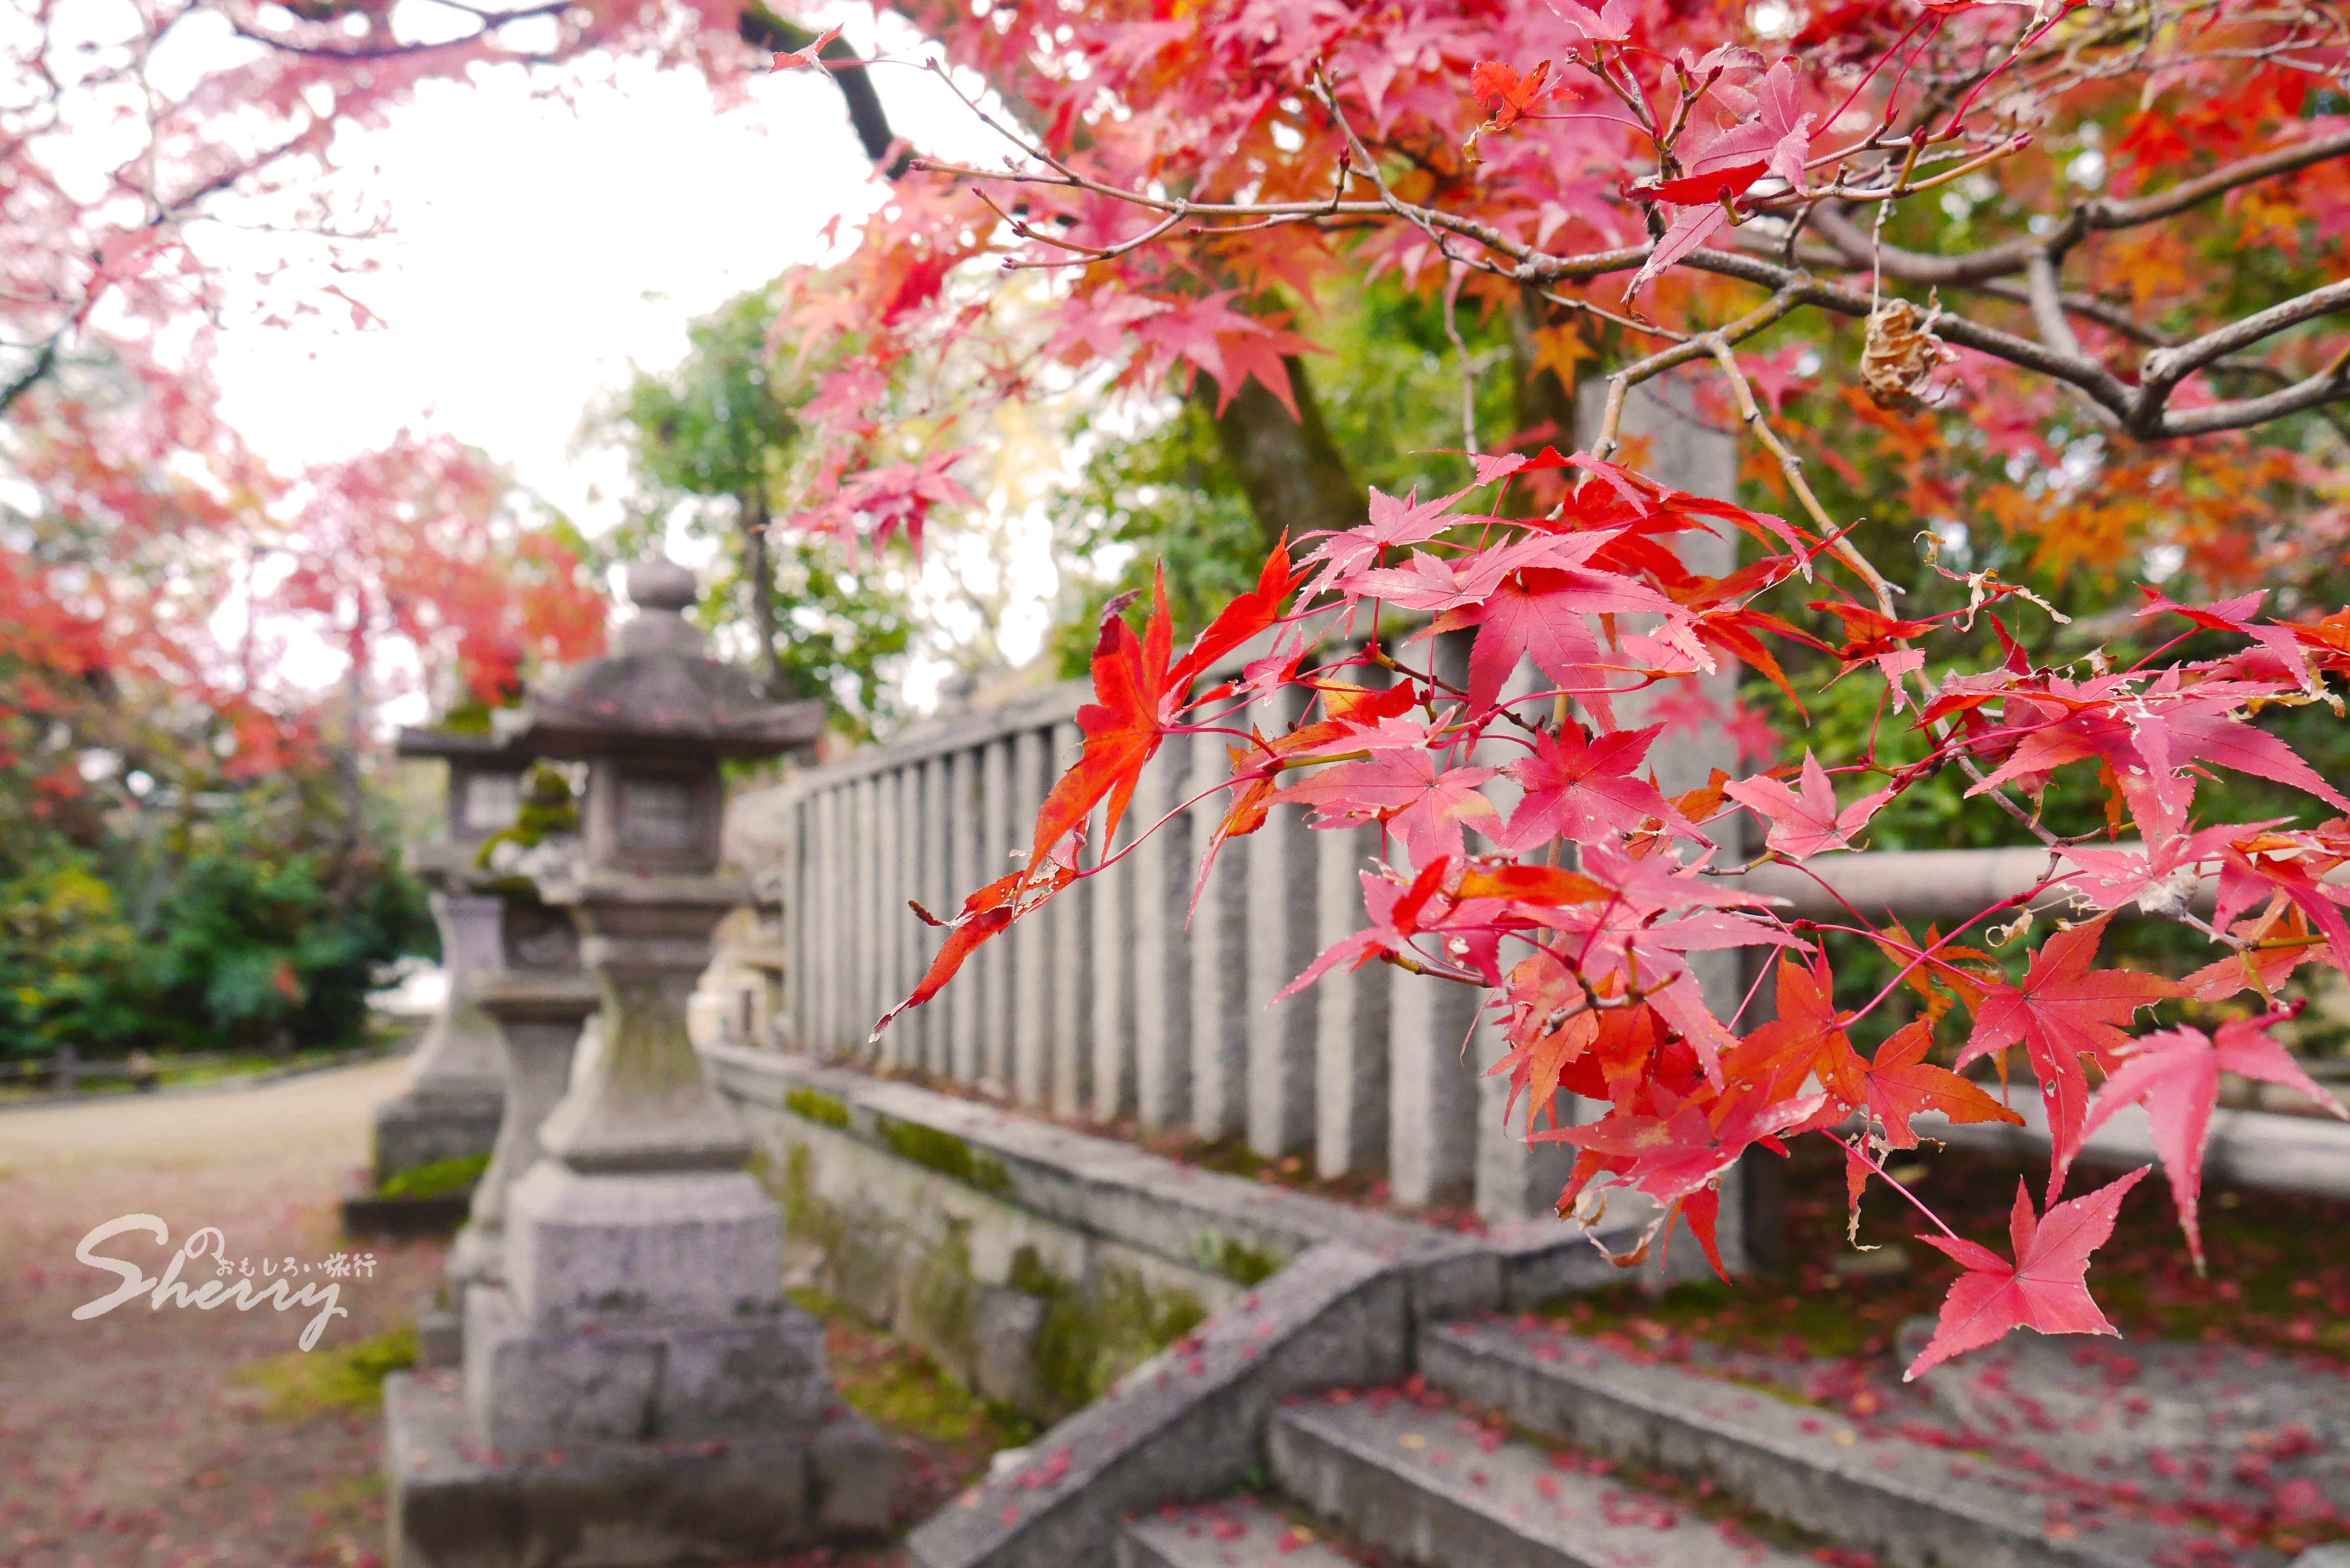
[[2135, 276, 2350, 413]]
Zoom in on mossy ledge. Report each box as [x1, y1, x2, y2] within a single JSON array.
[[878, 1119, 1014, 1196], [784, 1086, 852, 1129]]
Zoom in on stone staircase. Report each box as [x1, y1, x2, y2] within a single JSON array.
[[1097, 1313, 2292, 1568]]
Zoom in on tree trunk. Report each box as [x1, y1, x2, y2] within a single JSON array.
[[1508, 287, 1578, 473], [743, 490, 786, 699], [1198, 356, 1363, 550]]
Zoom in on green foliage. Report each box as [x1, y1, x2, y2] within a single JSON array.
[[377, 1151, 490, 1201], [0, 781, 432, 1059], [1051, 273, 1520, 674], [236, 1327, 417, 1418], [582, 282, 915, 740]]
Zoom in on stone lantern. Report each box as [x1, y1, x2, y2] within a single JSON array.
[[372, 729, 530, 1187], [386, 557, 887, 1568]]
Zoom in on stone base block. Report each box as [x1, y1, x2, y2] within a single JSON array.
[[417, 1293, 464, 1371], [377, 1092, 505, 1187], [463, 1287, 831, 1450], [447, 1223, 502, 1289], [504, 1164, 785, 1326], [342, 1189, 474, 1240], [387, 1370, 894, 1568]]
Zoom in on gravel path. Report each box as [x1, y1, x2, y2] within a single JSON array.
[[1, 1058, 443, 1568]]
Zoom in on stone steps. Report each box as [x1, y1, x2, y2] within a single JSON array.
[[1262, 1389, 1818, 1568], [1116, 1496, 1356, 1568], [1419, 1317, 2241, 1568]]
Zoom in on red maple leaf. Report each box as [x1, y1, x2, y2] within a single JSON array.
[[1647, 160, 1768, 205], [771, 23, 842, 70], [1722, 749, 1894, 859], [1904, 1167, 2151, 1382], [1497, 723, 1705, 852], [1026, 570, 1174, 876], [1822, 1018, 2026, 1150], [2076, 1014, 2347, 1267], [1443, 563, 1673, 713], [1954, 914, 2175, 1201], [873, 859, 1078, 1038], [1469, 59, 1553, 131]]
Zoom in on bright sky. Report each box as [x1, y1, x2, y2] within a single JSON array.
[[198, 10, 1052, 710]]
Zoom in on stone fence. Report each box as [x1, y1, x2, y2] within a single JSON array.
[[719, 670, 1597, 1231]]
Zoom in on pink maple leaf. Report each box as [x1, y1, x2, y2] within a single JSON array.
[[1499, 723, 1706, 852], [1954, 913, 2174, 1202], [1281, 750, 1499, 868], [1905, 1167, 2150, 1381], [2076, 1015, 2347, 1268], [1722, 750, 1894, 859]]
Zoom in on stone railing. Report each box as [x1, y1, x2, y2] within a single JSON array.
[[720, 671, 1593, 1228]]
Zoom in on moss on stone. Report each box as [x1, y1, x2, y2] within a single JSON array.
[[787, 1286, 1038, 1450], [1028, 1262, 1207, 1414], [905, 1220, 982, 1369], [377, 1152, 489, 1201], [1189, 1233, 1283, 1286], [785, 1086, 852, 1129], [880, 1119, 1014, 1195]]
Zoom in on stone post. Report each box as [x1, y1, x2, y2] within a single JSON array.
[[1089, 793, 1136, 1123], [1010, 729, 1051, 1105], [1245, 685, 1319, 1159], [1187, 726, 1249, 1141], [371, 732, 529, 1187], [1048, 723, 1094, 1118], [947, 746, 984, 1082], [1583, 375, 1760, 1275], [1384, 631, 1484, 1209], [386, 558, 889, 1568], [917, 754, 951, 1076], [1130, 746, 1193, 1130]]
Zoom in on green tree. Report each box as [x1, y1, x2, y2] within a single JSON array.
[[586, 284, 913, 739]]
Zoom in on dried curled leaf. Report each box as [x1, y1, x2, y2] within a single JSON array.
[[1861, 296, 1955, 410]]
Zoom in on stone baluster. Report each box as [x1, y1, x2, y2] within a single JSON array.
[[1314, 823, 1391, 1181], [1007, 729, 1049, 1105], [916, 757, 954, 1081], [777, 795, 805, 1048], [1186, 725, 1248, 1141], [1089, 791, 1136, 1123], [817, 785, 845, 1053], [1385, 629, 1482, 1208], [1130, 745, 1193, 1130], [1584, 375, 1756, 1272], [947, 746, 984, 1084], [869, 771, 893, 1062], [978, 737, 1014, 1092], [1474, 658, 1576, 1224], [1048, 722, 1094, 1118], [1245, 685, 1318, 1159]]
